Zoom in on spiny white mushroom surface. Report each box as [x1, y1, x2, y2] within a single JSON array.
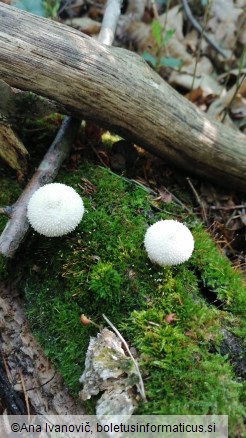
[[144, 220, 194, 266], [27, 183, 84, 237]]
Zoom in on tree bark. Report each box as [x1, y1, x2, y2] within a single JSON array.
[[0, 0, 122, 258], [0, 4, 245, 191]]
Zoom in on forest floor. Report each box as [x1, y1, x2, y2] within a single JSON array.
[[0, 137, 246, 428], [0, 0, 245, 436]]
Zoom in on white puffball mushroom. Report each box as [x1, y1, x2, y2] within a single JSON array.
[[27, 183, 84, 237], [144, 220, 194, 266]]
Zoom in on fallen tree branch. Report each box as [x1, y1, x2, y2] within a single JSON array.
[[0, 0, 122, 257], [0, 117, 81, 257], [0, 0, 123, 258], [0, 4, 245, 191]]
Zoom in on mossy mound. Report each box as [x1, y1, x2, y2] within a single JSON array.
[[1, 161, 245, 436]]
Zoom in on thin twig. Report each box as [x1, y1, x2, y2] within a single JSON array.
[[186, 177, 208, 224], [102, 314, 147, 402], [190, 0, 211, 91], [150, 0, 159, 20], [225, 212, 241, 228], [90, 144, 108, 167], [25, 372, 56, 392], [19, 370, 30, 418], [181, 0, 228, 59], [97, 0, 123, 46], [0, 351, 12, 385], [0, 206, 13, 217], [162, 185, 192, 213], [210, 205, 246, 211], [221, 72, 246, 123]]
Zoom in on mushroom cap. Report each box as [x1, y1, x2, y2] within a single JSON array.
[[144, 220, 194, 266], [27, 183, 84, 237]]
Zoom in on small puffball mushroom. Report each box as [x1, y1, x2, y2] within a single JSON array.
[[27, 183, 84, 237], [144, 220, 194, 266]]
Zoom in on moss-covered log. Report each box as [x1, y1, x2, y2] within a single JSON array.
[[19, 161, 245, 437], [0, 4, 246, 191]]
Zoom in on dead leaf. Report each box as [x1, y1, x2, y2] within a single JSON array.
[[169, 57, 214, 90], [157, 188, 172, 203], [126, 0, 147, 20], [184, 331, 197, 338], [164, 313, 176, 324], [207, 0, 243, 54], [65, 17, 101, 35], [0, 123, 28, 175], [240, 213, 246, 226]]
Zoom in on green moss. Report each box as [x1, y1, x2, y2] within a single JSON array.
[[0, 173, 22, 279], [193, 225, 246, 319], [16, 161, 245, 436], [0, 176, 21, 233], [89, 262, 122, 308]]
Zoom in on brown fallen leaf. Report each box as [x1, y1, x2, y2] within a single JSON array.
[[64, 17, 101, 35], [184, 330, 197, 338], [164, 313, 177, 324]]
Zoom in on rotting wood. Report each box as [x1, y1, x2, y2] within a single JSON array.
[[0, 122, 28, 175], [0, 358, 27, 415], [0, 283, 86, 415], [0, 4, 245, 191]]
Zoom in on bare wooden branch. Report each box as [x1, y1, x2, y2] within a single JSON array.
[[0, 117, 81, 257], [0, 4, 245, 191], [0, 0, 123, 258], [0, 206, 13, 217], [98, 0, 122, 45]]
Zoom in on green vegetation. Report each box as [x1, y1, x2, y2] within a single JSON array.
[[0, 174, 21, 278], [0, 161, 245, 436], [0, 176, 21, 233], [142, 20, 183, 71], [13, 0, 60, 18], [14, 0, 45, 16]]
